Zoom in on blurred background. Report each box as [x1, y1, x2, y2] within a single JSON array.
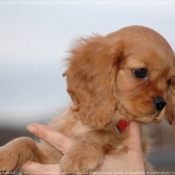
[[0, 0, 175, 172]]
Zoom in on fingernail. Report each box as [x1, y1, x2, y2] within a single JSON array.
[[27, 125, 37, 134]]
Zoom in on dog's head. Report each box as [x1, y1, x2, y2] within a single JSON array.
[[64, 26, 175, 129]]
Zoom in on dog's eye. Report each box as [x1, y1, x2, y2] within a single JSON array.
[[167, 79, 171, 87], [132, 68, 148, 79]]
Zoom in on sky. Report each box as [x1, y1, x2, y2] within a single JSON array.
[[0, 0, 175, 128]]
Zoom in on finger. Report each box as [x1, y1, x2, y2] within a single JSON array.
[[27, 123, 74, 154], [20, 161, 61, 175], [122, 122, 145, 170], [125, 122, 142, 151]]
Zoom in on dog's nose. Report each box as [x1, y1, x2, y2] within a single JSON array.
[[153, 96, 166, 111]]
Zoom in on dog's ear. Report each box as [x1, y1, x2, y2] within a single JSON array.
[[166, 79, 175, 129], [63, 35, 123, 129]]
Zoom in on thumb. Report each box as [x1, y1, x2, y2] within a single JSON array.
[[125, 122, 143, 152]]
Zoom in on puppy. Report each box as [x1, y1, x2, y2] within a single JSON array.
[[0, 25, 175, 173]]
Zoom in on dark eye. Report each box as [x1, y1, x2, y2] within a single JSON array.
[[167, 79, 171, 87], [132, 68, 148, 79]]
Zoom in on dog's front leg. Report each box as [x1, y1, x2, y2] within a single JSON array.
[[0, 137, 38, 171], [59, 130, 122, 175]]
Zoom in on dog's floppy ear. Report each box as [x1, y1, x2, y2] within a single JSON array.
[[166, 79, 175, 129], [63, 35, 123, 129]]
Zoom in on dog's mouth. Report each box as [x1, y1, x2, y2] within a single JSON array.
[[117, 103, 165, 124], [153, 109, 165, 123]]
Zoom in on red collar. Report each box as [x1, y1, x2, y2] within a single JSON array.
[[115, 120, 129, 134]]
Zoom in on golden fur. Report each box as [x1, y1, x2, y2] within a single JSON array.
[[0, 26, 175, 173]]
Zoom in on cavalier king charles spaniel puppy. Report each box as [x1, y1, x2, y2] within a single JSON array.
[[0, 25, 175, 173]]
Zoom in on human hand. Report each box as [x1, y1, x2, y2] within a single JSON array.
[[96, 122, 145, 173], [20, 124, 74, 175], [20, 122, 144, 175]]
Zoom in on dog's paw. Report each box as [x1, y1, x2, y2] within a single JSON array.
[[0, 146, 22, 171], [59, 141, 104, 175], [0, 137, 37, 171]]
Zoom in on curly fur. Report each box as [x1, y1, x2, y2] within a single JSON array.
[[0, 25, 175, 173]]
